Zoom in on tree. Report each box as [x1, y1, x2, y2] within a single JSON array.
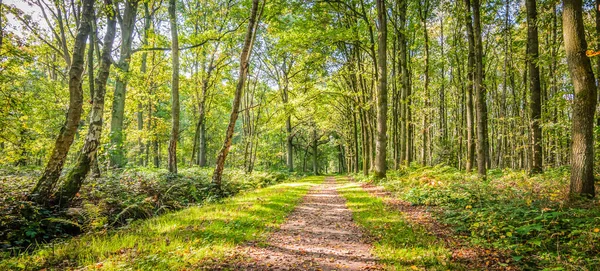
[[30, 0, 93, 204], [463, 0, 475, 173], [374, 0, 387, 179], [212, 0, 261, 191], [526, 0, 542, 174], [168, 0, 179, 174], [563, 0, 597, 198], [55, 0, 117, 207], [109, 0, 139, 168], [472, 0, 489, 178]]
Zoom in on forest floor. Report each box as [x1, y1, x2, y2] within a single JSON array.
[[232, 177, 382, 270], [6, 169, 596, 270]]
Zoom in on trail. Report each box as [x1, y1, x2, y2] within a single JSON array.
[[237, 177, 381, 270]]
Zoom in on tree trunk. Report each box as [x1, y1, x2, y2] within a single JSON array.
[[563, 0, 597, 198], [109, 0, 139, 168], [374, 0, 387, 179], [419, 1, 430, 166], [398, 0, 411, 166], [30, 0, 93, 204], [472, 0, 489, 178], [527, 0, 543, 174], [168, 0, 179, 174], [56, 1, 116, 207], [353, 109, 360, 173], [137, 3, 151, 167], [464, 0, 476, 173], [212, 0, 261, 191], [88, 29, 101, 178], [313, 128, 319, 175]]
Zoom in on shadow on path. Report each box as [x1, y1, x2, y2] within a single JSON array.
[[232, 177, 382, 271]]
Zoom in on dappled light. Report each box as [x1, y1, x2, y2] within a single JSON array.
[[2, 0, 600, 269]]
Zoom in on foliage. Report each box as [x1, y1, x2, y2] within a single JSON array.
[[361, 166, 600, 270], [0, 166, 300, 256], [0, 176, 322, 270]]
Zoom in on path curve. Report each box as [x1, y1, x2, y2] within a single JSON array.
[[238, 177, 381, 270]]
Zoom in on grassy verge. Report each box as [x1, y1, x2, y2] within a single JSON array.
[[0, 176, 322, 270], [1, 167, 300, 253], [337, 177, 461, 270], [354, 165, 600, 270]]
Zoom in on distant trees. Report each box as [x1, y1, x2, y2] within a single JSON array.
[[1, 0, 598, 204]]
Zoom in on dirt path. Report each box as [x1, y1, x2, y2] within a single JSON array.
[[236, 177, 381, 270]]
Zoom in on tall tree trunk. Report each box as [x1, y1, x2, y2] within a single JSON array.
[[138, 3, 151, 167], [419, 1, 430, 166], [30, 0, 93, 204], [374, 0, 387, 179], [472, 0, 489, 178], [563, 0, 597, 198], [596, 0, 600, 127], [168, 0, 179, 174], [527, 0, 543, 174], [398, 0, 411, 166], [212, 0, 261, 191], [464, 0, 475, 173], [56, 0, 117, 207], [109, 0, 139, 168], [88, 29, 101, 178], [440, 16, 447, 144]]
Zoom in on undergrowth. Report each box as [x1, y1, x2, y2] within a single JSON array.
[[0, 176, 321, 270], [0, 166, 300, 257], [353, 165, 600, 270]]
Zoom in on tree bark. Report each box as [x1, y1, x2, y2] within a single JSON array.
[[137, 2, 151, 167], [463, 0, 475, 173], [472, 0, 489, 178], [374, 0, 387, 179], [212, 0, 260, 191], [109, 0, 139, 168], [167, 0, 179, 174], [30, 0, 93, 204], [527, 0, 543, 174], [398, 0, 411, 166], [563, 0, 597, 198], [56, 0, 117, 207], [419, 0, 430, 166]]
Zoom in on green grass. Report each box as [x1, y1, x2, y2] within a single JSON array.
[[1, 176, 323, 270], [337, 177, 461, 270], [355, 165, 600, 270]]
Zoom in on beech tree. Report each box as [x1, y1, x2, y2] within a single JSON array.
[[563, 0, 597, 198]]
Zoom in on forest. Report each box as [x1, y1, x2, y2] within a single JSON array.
[[0, 0, 599, 269]]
